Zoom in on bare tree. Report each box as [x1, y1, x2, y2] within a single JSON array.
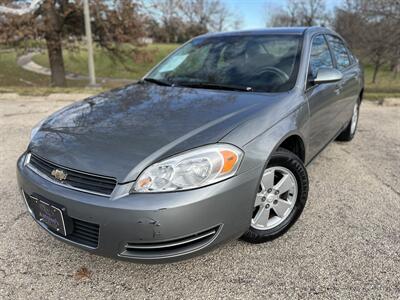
[[267, 0, 328, 27], [181, 0, 239, 32], [334, 0, 400, 83], [366, 0, 400, 78], [0, 0, 147, 87], [147, 0, 241, 43], [300, 0, 326, 26], [149, 0, 183, 43]]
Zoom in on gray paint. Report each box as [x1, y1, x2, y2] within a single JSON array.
[[17, 27, 363, 263], [313, 67, 343, 84]]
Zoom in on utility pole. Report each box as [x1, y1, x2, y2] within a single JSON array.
[[83, 0, 96, 86]]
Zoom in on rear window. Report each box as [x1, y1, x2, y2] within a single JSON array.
[[326, 35, 351, 71], [346, 47, 357, 64]]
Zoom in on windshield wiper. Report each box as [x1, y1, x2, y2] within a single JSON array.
[[177, 82, 253, 92], [140, 78, 173, 87], [140, 78, 254, 92]]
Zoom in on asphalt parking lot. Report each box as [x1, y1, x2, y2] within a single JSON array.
[[0, 96, 399, 299]]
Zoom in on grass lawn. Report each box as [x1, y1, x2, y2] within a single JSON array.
[[364, 65, 400, 94], [0, 51, 91, 94], [0, 51, 53, 87], [32, 43, 179, 80], [364, 65, 400, 100]]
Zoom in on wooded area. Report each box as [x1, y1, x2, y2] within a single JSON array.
[[268, 0, 400, 83], [0, 0, 241, 86]]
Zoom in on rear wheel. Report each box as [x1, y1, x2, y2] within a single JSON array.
[[241, 148, 308, 243], [336, 99, 360, 142]]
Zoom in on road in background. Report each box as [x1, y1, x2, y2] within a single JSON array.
[[0, 98, 399, 299]]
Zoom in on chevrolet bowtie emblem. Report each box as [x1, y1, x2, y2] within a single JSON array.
[[51, 169, 68, 181]]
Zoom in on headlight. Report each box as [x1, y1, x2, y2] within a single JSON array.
[[134, 144, 243, 193], [30, 118, 45, 141]]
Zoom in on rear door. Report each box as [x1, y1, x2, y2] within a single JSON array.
[[325, 35, 360, 127], [305, 34, 340, 158]]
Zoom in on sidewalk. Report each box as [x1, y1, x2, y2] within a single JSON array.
[[16, 51, 134, 84]]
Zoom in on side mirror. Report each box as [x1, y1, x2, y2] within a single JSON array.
[[313, 67, 343, 84]]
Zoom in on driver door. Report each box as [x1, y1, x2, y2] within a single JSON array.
[[306, 34, 341, 158]]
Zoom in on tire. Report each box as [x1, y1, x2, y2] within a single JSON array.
[[336, 99, 360, 142], [241, 148, 309, 243]]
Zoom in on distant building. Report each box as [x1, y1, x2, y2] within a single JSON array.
[[138, 37, 154, 45]]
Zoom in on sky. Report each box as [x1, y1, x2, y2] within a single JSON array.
[[221, 0, 342, 29]]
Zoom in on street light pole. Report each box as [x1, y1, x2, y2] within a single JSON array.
[[83, 0, 96, 86]]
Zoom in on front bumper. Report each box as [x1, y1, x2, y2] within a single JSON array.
[[17, 153, 262, 263]]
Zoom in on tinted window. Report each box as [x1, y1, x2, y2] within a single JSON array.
[[148, 35, 303, 93], [346, 47, 357, 64], [326, 35, 351, 71], [309, 35, 333, 77]]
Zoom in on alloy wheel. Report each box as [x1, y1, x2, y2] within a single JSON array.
[[350, 102, 359, 135], [251, 166, 298, 230]]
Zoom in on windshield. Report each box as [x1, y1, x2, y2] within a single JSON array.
[[146, 34, 303, 93]]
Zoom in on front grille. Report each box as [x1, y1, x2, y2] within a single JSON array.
[[121, 225, 221, 258], [24, 192, 100, 248], [28, 153, 117, 196], [69, 219, 100, 248]]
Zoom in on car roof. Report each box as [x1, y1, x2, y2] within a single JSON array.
[[197, 27, 333, 38]]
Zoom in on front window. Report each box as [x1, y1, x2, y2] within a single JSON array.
[[147, 34, 303, 93], [309, 35, 334, 78]]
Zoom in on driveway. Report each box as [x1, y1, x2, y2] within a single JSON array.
[[0, 97, 399, 299]]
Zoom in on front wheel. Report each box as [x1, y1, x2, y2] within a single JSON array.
[[241, 148, 309, 243]]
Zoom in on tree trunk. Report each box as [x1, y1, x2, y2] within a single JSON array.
[[45, 34, 66, 87], [371, 60, 381, 84], [392, 58, 400, 79], [394, 65, 399, 79], [43, 0, 66, 87]]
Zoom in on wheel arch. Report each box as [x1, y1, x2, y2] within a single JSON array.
[[276, 134, 306, 163], [236, 103, 309, 175]]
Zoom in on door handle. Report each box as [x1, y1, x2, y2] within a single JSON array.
[[334, 82, 344, 95], [335, 82, 344, 89], [334, 85, 342, 95]]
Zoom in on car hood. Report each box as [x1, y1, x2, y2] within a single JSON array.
[[30, 84, 283, 182]]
